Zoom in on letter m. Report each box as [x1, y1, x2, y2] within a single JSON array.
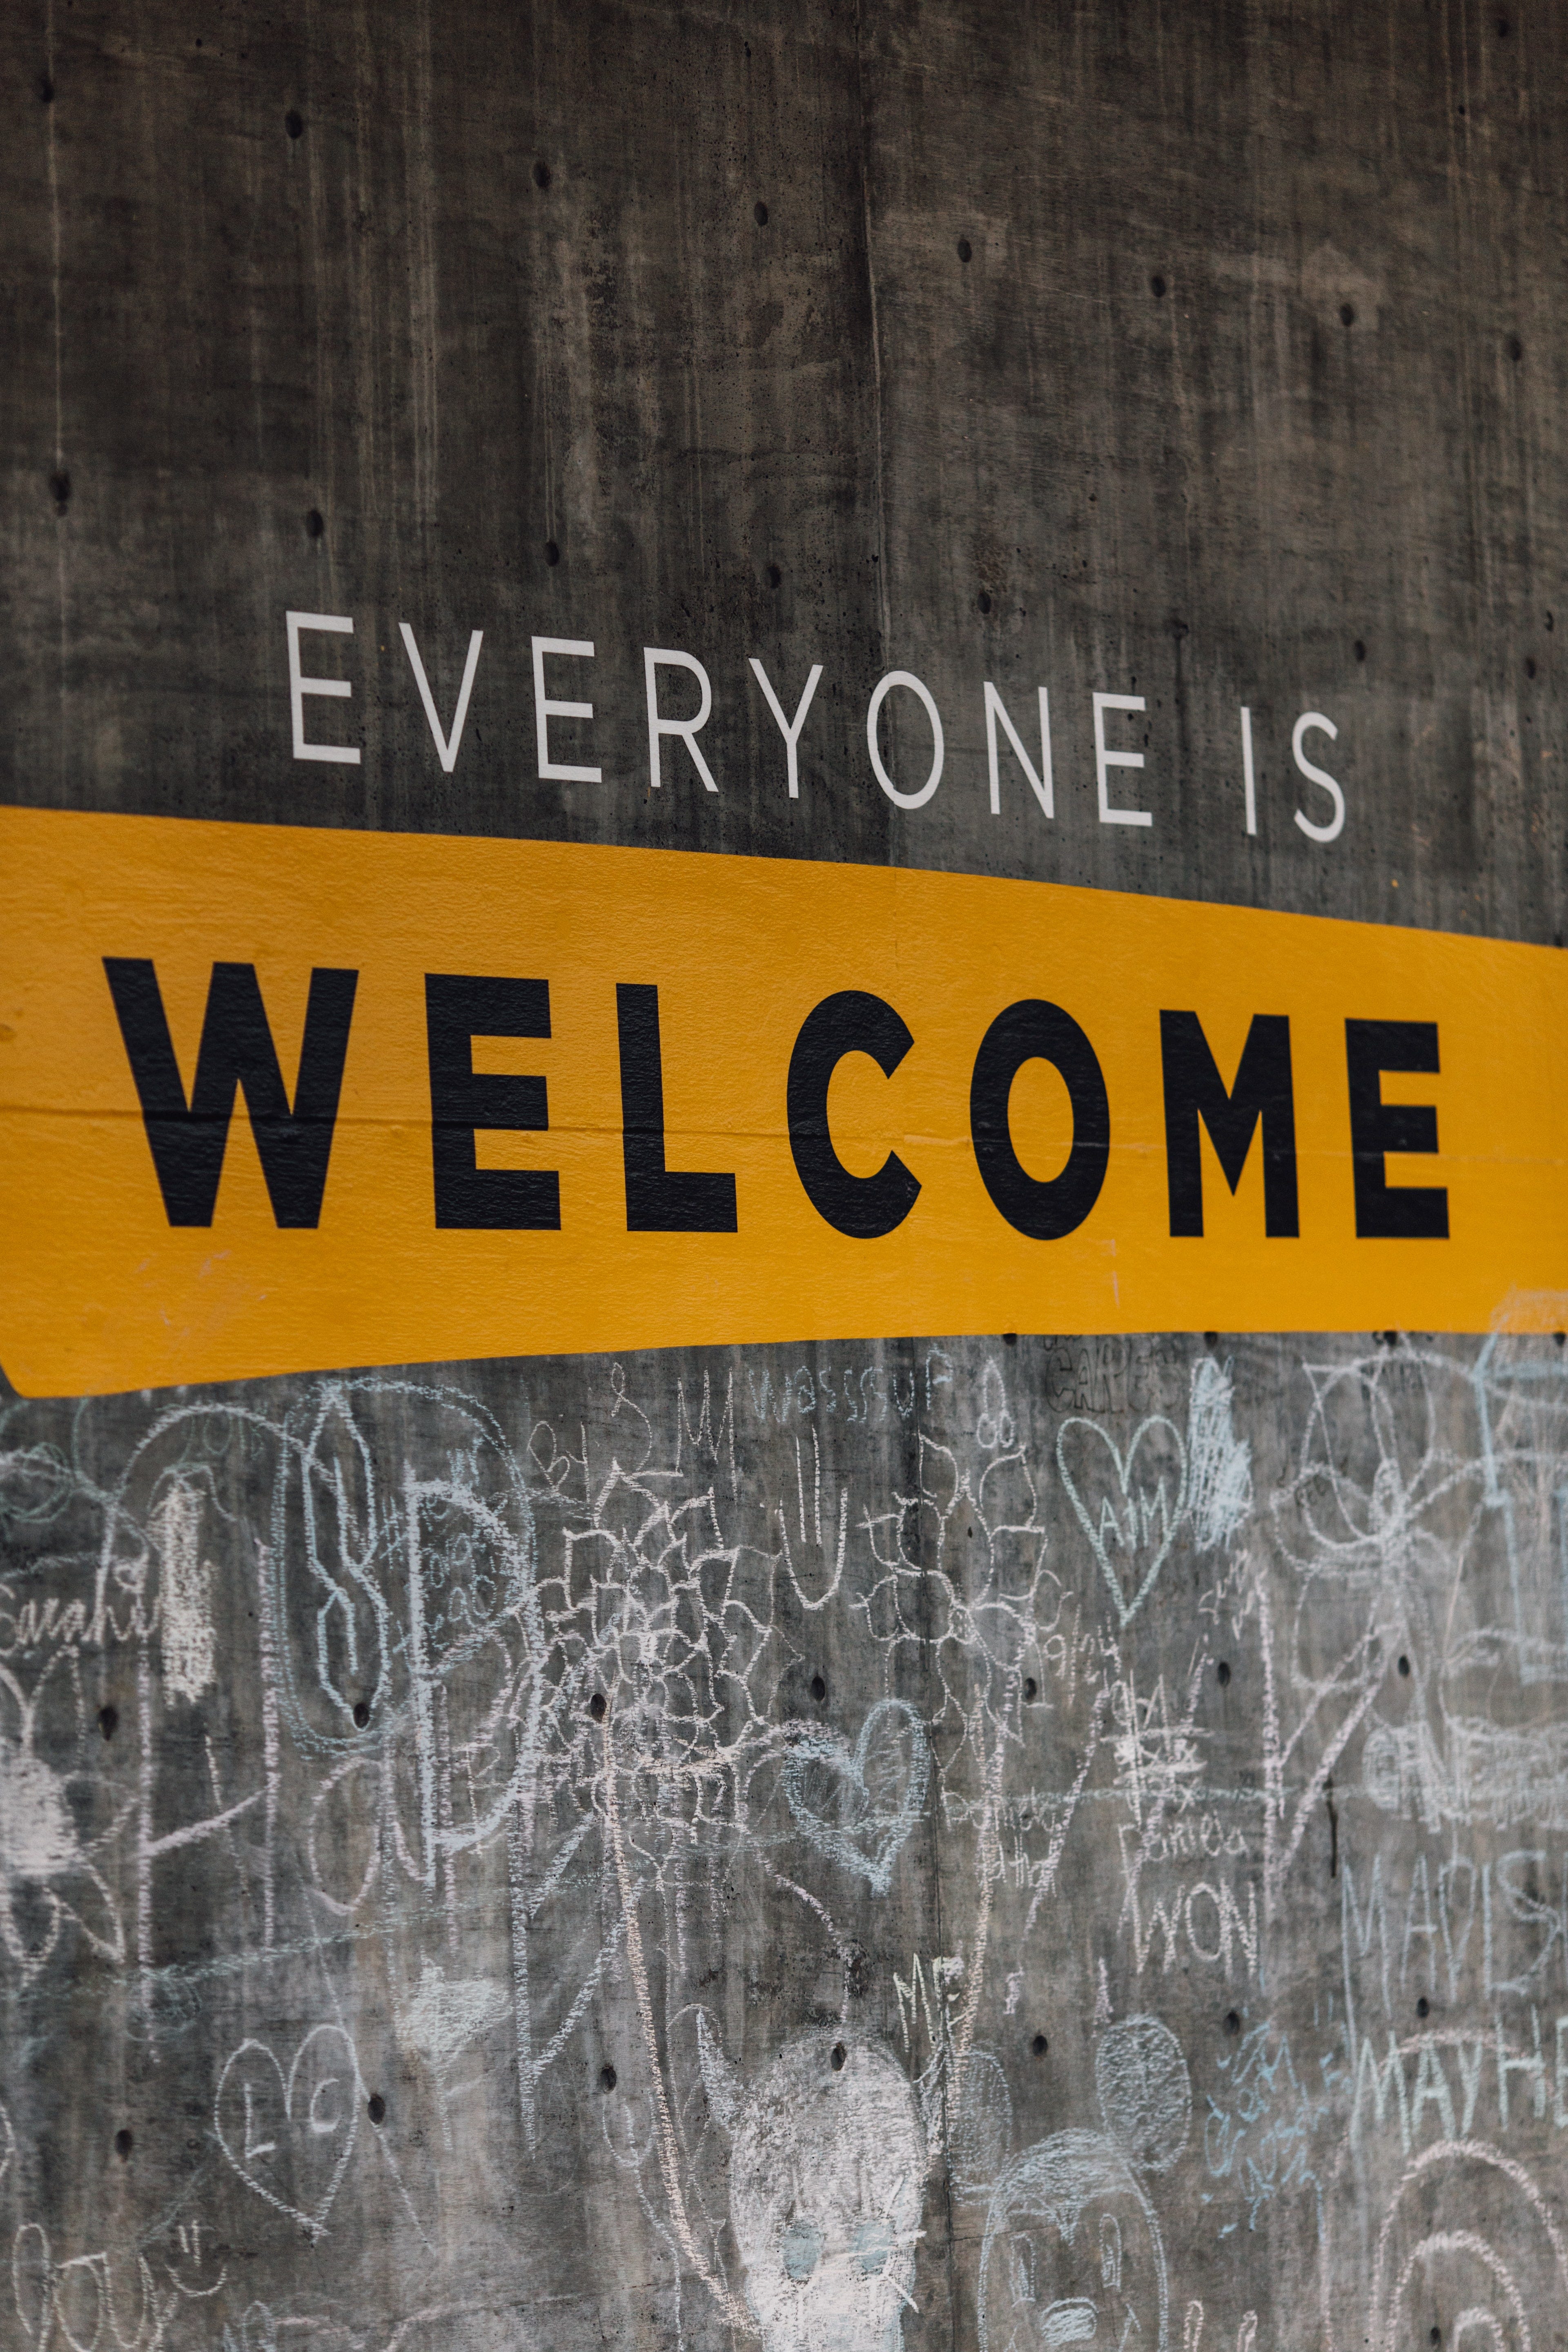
[[1159, 1011, 1298, 1237], [104, 960, 358, 1227]]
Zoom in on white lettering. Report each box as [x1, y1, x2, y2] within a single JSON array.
[[286, 610, 360, 765], [1291, 711, 1345, 844], [400, 624, 483, 774], [984, 682, 1053, 817], [644, 647, 718, 792], [866, 670, 943, 810], [1240, 705, 1256, 836], [748, 658, 823, 800], [1093, 692, 1150, 826], [533, 637, 601, 783]]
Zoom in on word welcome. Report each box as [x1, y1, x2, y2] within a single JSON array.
[[104, 958, 1447, 1247]]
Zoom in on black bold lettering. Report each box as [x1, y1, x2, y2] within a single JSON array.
[[1159, 1011, 1299, 1237], [103, 958, 358, 1228], [969, 1000, 1109, 1240], [1345, 1018, 1448, 1238], [617, 983, 737, 1232], [786, 991, 920, 1239], [425, 974, 559, 1229]]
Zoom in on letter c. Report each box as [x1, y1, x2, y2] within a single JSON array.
[[969, 1001, 1110, 1238], [787, 992, 921, 1238]]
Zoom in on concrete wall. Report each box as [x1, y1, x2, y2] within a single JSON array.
[[3, 8, 1568, 2352]]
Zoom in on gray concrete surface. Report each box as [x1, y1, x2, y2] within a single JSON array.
[[3, 7, 1568, 2352]]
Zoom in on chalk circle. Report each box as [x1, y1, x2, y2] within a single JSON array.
[[1095, 2016, 1191, 2173], [866, 670, 944, 809]]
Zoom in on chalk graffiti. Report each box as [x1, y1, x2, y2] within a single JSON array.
[[0, 1333, 1565, 2352]]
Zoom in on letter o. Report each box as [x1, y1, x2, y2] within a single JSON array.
[[1185, 1883, 1227, 1966], [969, 1000, 1110, 1240], [866, 671, 944, 810]]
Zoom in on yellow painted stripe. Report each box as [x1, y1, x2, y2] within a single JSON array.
[[1, 806, 1562, 1395]]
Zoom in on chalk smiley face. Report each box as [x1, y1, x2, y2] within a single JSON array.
[[728, 2031, 926, 2352], [979, 2132, 1169, 2352]]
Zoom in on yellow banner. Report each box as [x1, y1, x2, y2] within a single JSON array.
[[1, 805, 1563, 1395]]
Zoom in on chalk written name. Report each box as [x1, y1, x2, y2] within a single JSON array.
[[286, 611, 1348, 845]]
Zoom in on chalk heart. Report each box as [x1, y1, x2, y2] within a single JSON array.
[[216, 2024, 359, 2239], [1057, 1415, 1189, 1627], [783, 1697, 930, 1895]]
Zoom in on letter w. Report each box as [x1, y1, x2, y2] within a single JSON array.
[[1159, 1011, 1298, 1238], [104, 960, 358, 1227]]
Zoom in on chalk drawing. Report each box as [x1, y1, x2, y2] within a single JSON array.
[[1095, 2015, 1192, 2173], [722, 2029, 926, 2352], [215, 2025, 361, 2239], [979, 2131, 1170, 2352], [783, 1700, 931, 1894]]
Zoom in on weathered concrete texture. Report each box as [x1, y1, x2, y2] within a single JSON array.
[[1, 2, 1565, 938], [4, 1335, 1568, 2352], [4, 7, 1568, 2352]]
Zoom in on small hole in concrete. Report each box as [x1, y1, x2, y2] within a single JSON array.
[[1526, 657, 1537, 679], [1217, 1661, 1231, 1688], [978, 591, 991, 614], [114, 2129, 134, 2160], [1431, 2330, 1442, 2347], [1150, 274, 1166, 298], [1556, 1331, 1565, 1346], [98, 1705, 118, 1741], [1354, 640, 1366, 662], [1497, 14, 1510, 33], [1417, 1996, 1430, 2019], [49, 470, 70, 512], [352, 1699, 370, 1729], [367, 2092, 386, 2124], [956, 238, 972, 263], [1340, 303, 1355, 327], [1031, 2033, 1048, 2056], [766, 563, 782, 588], [1224, 2009, 1241, 2036], [532, 160, 551, 189], [1508, 334, 1523, 362], [1023, 1677, 1038, 1703], [589, 1691, 607, 1723], [754, 200, 769, 226], [1003, 1330, 1017, 1345], [1204, 1331, 1218, 1348], [600, 2064, 617, 2092], [1546, 612, 1555, 633], [810, 1673, 827, 1704], [36, 71, 54, 104], [1398, 1655, 1411, 1678], [285, 109, 303, 139], [831, 2042, 846, 2071], [306, 508, 324, 538], [544, 539, 560, 566]]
